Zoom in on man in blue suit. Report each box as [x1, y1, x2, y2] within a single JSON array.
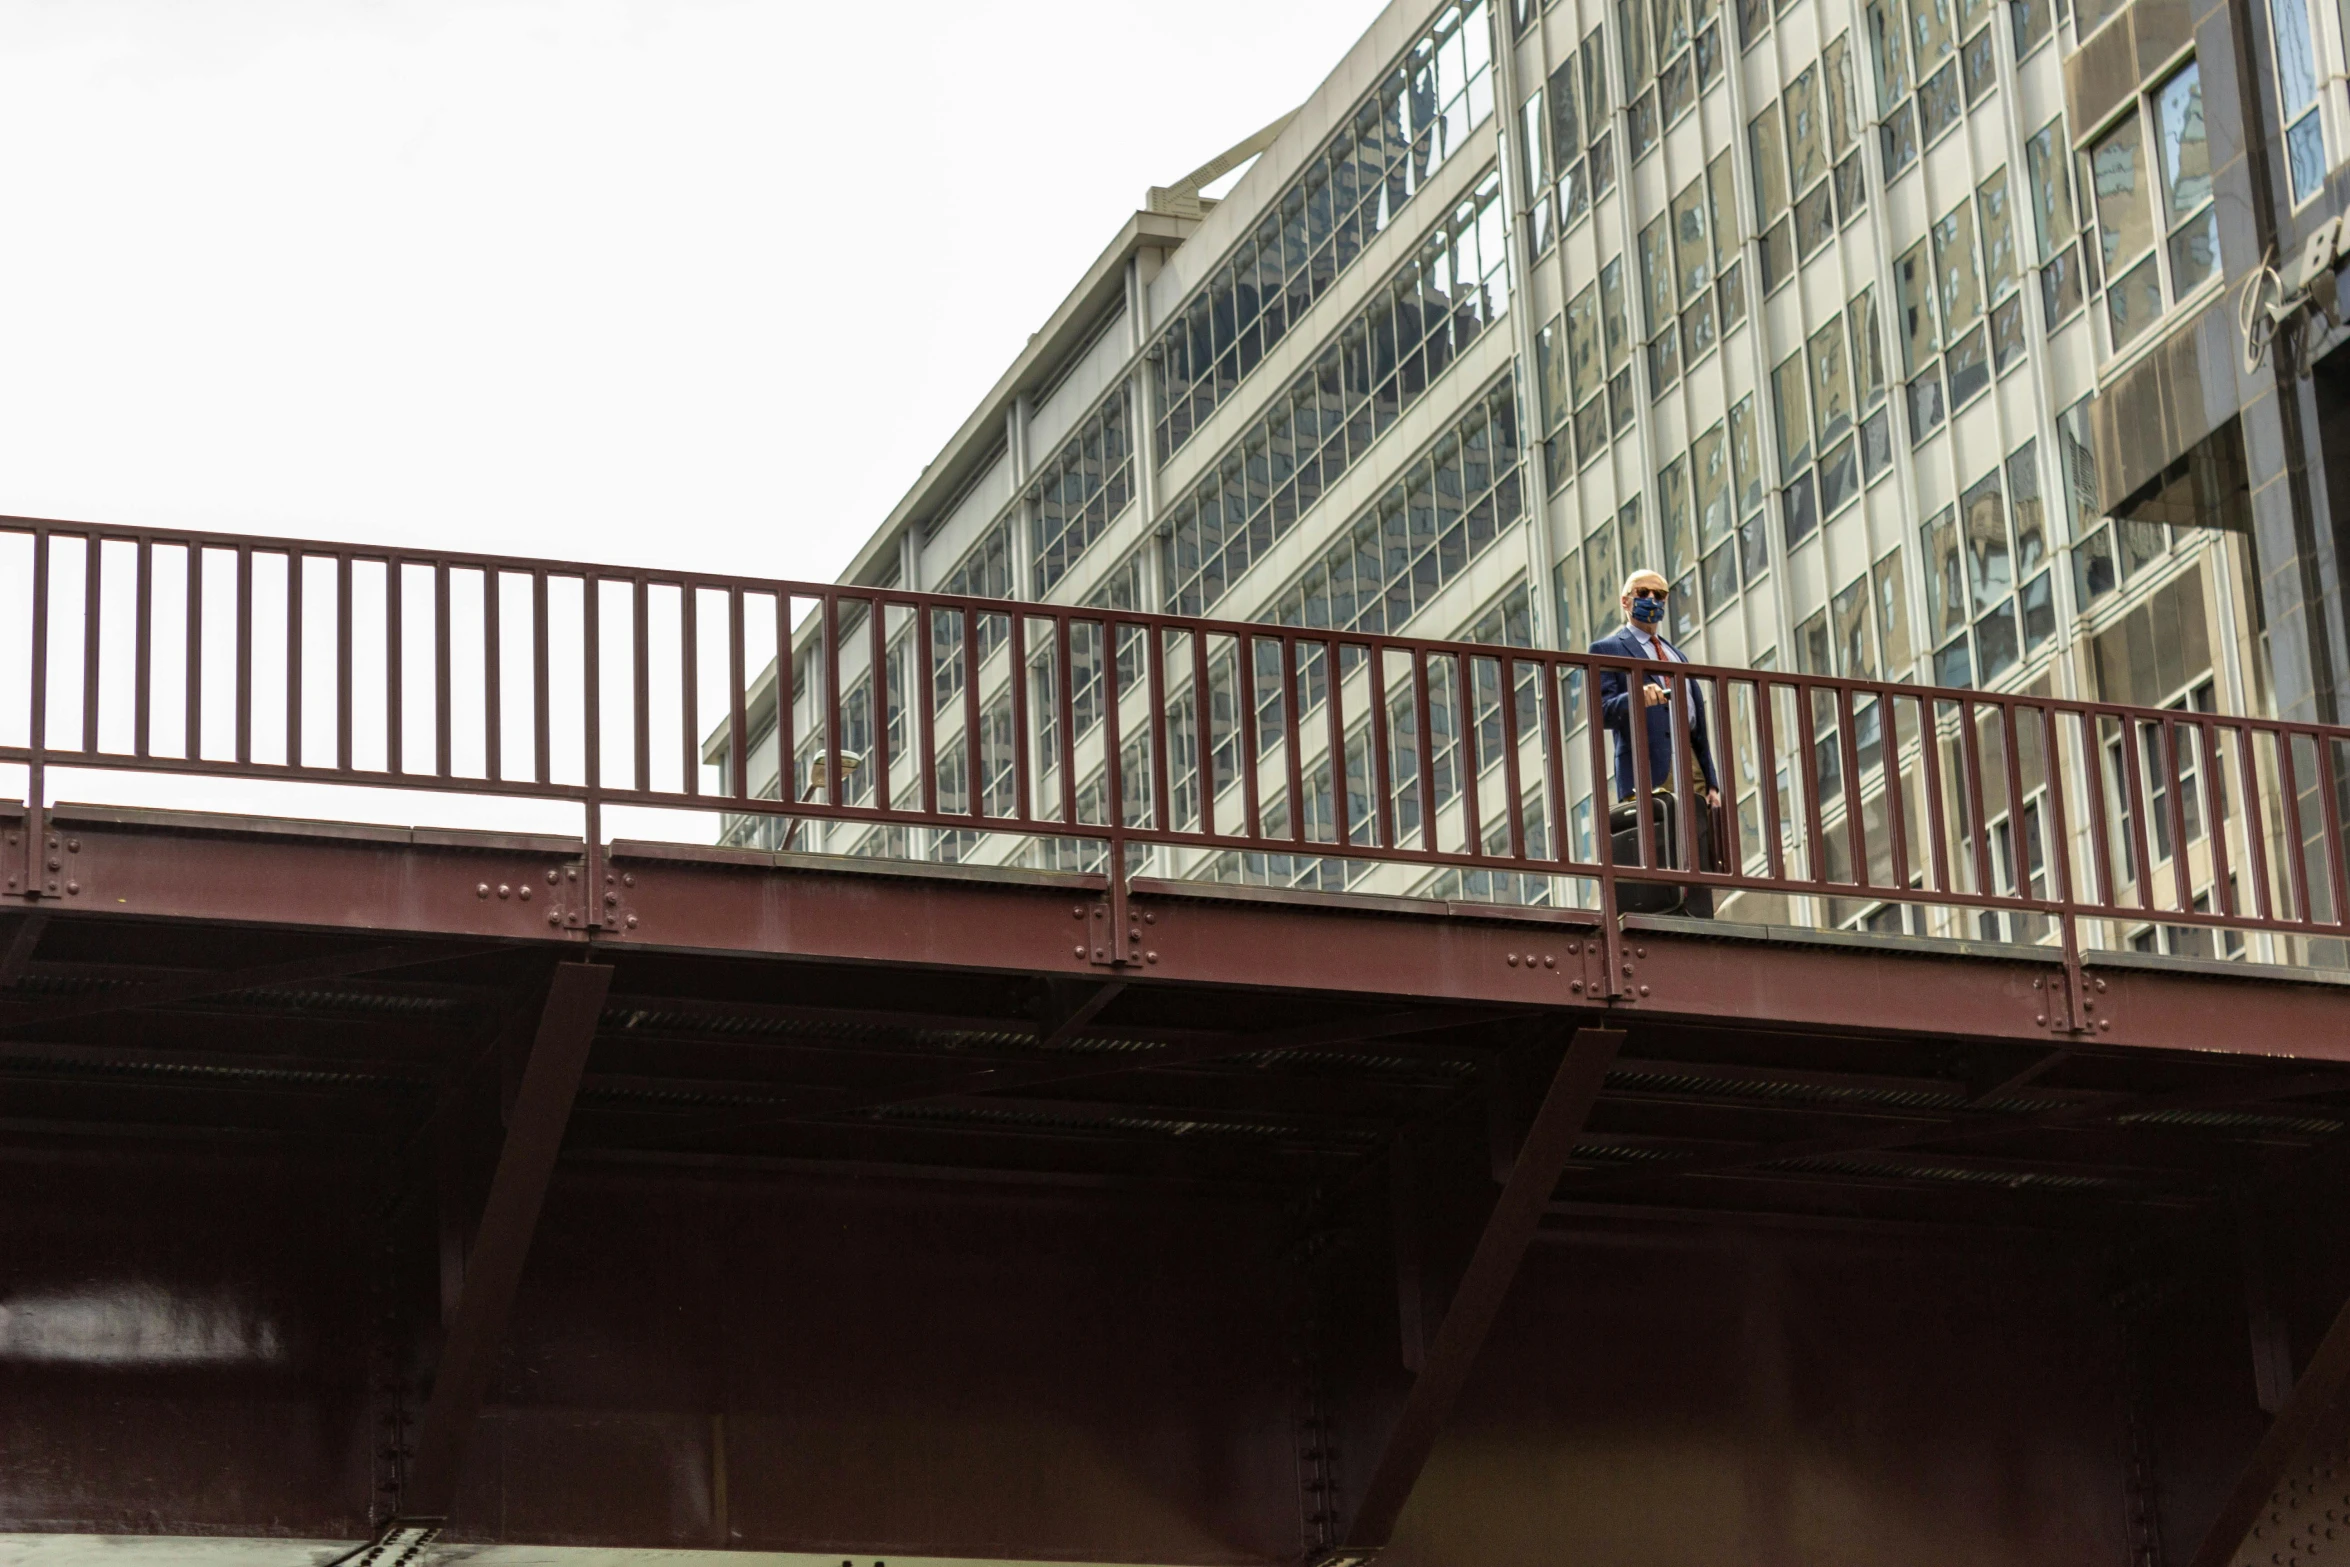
[[1589, 568, 1719, 914]]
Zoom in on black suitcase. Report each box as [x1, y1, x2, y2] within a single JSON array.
[[1607, 789, 1715, 916]]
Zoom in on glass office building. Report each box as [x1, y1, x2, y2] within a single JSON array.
[[734, 0, 2350, 946]]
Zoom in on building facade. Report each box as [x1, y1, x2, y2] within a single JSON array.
[[733, 0, 2350, 947]]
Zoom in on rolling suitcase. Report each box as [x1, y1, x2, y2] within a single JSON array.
[[1607, 788, 1716, 917]]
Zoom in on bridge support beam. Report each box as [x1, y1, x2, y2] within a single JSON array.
[[1330, 1025, 1623, 1564], [2190, 1272, 2350, 1566], [402, 960, 612, 1519]]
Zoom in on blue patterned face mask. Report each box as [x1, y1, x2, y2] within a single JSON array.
[[1629, 595, 1665, 626]]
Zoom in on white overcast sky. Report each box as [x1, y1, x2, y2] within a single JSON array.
[[0, 0, 1391, 582]]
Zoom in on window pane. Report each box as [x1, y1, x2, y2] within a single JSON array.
[[1521, 87, 1549, 189], [1640, 217, 1677, 333], [1933, 200, 1984, 330], [1567, 284, 1602, 401], [1731, 394, 1765, 516], [2106, 253, 2164, 348], [2288, 112, 2326, 202], [1537, 316, 1571, 434], [1948, 323, 1992, 406], [1874, 550, 1912, 671], [2154, 64, 2211, 223], [1750, 102, 1790, 220], [1795, 180, 1837, 259], [1868, 0, 1912, 101], [1694, 422, 1732, 546], [1548, 57, 1581, 165], [1977, 167, 2018, 299], [1919, 62, 1963, 142], [1672, 176, 1714, 300], [2026, 119, 2073, 263], [2273, 0, 2320, 114], [2171, 208, 2220, 295], [1787, 66, 1827, 189], [1895, 242, 1938, 376], [1601, 257, 1633, 370], [1975, 601, 2020, 681], [1774, 351, 1813, 472], [1834, 576, 1876, 677], [2020, 569, 2056, 650], [2089, 117, 2154, 274], [1961, 469, 2011, 615], [1823, 33, 1859, 154], [1659, 456, 1696, 579], [1907, 0, 1956, 68], [1923, 505, 1964, 637], [1809, 318, 1855, 443], [1849, 287, 1888, 404], [1783, 469, 1820, 545], [1708, 152, 1741, 271], [1821, 437, 1860, 515], [2007, 439, 2046, 575]]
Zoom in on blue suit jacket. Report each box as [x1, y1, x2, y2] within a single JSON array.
[[1589, 624, 1719, 801]]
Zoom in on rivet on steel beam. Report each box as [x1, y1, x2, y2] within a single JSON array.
[[1144, 912, 1156, 925], [65, 839, 78, 853], [1073, 907, 1086, 918], [1637, 984, 1649, 996], [518, 885, 532, 901], [498, 885, 511, 899], [546, 869, 558, 883], [1570, 979, 1583, 992], [2032, 978, 2043, 990], [1635, 946, 1645, 958], [2035, 1014, 2047, 1025], [476, 883, 490, 899], [1566, 941, 1579, 954], [45, 837, 57, 849], [1622, 963, 1634, 976], [622, 873, 634, 887], [46, 859, 60, 871], [566, 868, 578, 881], [1544, 954, 1555, 968], [625, 915, 638, 929], [64, 882, 78, 896], [1094, 908, 1105, 919], [2084, 998, 2095, 1011], [1146, 951, 1159, 963], [1073, 946, 1085, 957], [604, 892, 619, 907], [1093, 948, 1105, 960], [2095, 978, 2107, 992], [1506, 953, 1518, 966], [2100, 1019, 2111, 1030], [548, 912, 562, 926]]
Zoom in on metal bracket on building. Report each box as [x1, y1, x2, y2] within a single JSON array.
[[507, 860, 632, 935], [2241, 219, 2350, 373]]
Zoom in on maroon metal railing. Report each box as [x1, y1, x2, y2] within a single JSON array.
[[3, 517, 2347, 1020]]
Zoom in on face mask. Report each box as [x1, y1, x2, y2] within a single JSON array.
[[1629, 596, 1665, 626]]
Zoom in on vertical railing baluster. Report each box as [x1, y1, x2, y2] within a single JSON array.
[[134, 537, 153, 759], [1152, 623, 1175, 835], [1237, 632, 1263, 840], [2159, 715, 2193, 915], [824, 596, 846, 810], [1367, 642, 1397, 852], [81, 531, 102, 753], [1836, 686, 1866, 889], [2076, 706, 2114, 911], [1190, 629, 1216, 839], [1499, 653, 1526, 863], [287, 550, 304, 768], [1280, 635, 1306, 847], [730, 587, 749, 804], [1956, 700, 1993, 904], [874, 596, 898, 816], [1325, 640, 1351, 853], [2277, 728, 2311, 926], [1879, 691, 1909, 898], [1456, 649, 1483, 861], [1794, 682, 1826, 887], [186, 544, 204, 763], [1054, 615, 1078, 827], [2201, 722, 2237, 921], [337, 555, 354, 773], [485, 569, 503, 784], [963, 607, 985, 820], [2234, 722, 2274, 922], [531, 571, 550, 787], [681, 585, 700, 797], [632, 581, 650, 794], [1998, 701, 2029, 909], [2115, 712, 2154, 913], [1752, 677, 1786, 883], [434, 562, 452, 779], [386, 557, 403, 776]]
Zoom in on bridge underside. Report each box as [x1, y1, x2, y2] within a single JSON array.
[[4, 804, 2349, 1566]]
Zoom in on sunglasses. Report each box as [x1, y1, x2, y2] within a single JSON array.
[[1629, 586, 1669, 602]]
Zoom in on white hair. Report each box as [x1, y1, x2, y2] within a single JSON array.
[[1618, 569, 1668, 597]]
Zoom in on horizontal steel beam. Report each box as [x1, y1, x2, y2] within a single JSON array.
[[28, 807, 2350, 1064]]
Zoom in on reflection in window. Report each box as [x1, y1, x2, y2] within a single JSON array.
[[1264, 381, 1523, 636], [1151, 1, 1494, 461], [1031, 384, 1136, 595], [1162, 175, 1511, 617], [2269, 0, 2328, 201], [2153, 64, 2219, 297]]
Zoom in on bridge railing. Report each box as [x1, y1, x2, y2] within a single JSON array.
[[1, 517, 2346, 1004]]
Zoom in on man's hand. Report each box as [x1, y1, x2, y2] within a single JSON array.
[[1704, 787, 1721, 809], [1640, 683, 1671, 708]]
